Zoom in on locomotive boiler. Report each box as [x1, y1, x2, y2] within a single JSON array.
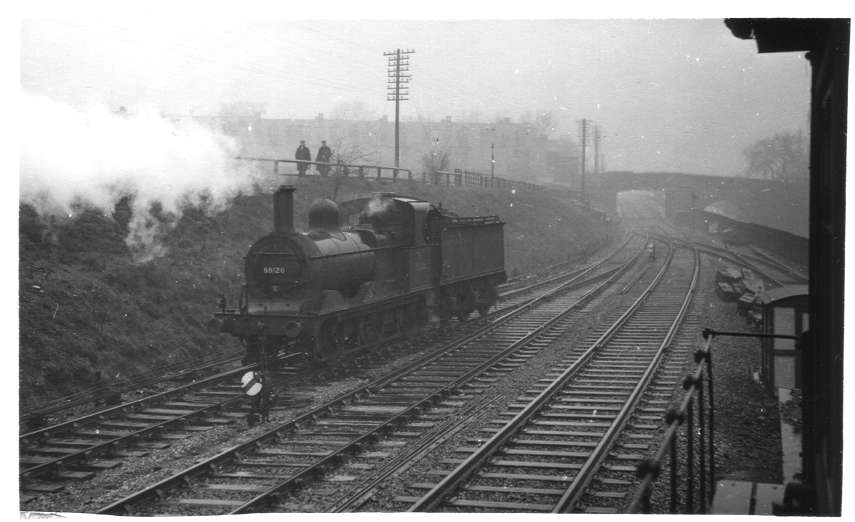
[[213, 185, 506, 364]]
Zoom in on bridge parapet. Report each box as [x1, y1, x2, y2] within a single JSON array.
[[588, 171, 807, 237]]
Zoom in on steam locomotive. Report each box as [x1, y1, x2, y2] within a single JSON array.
[[212, 185, 506, 364]]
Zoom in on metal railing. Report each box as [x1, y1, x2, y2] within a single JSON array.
[[434, 168, 546, 192], [628, 327, 717, 513], [234, 157, 556, 195], [236, 156, 414, 182]]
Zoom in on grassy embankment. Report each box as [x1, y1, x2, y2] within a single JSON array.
[[19, 176, 610, 405]]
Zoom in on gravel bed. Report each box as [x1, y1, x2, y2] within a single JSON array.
[[22, 238, 630, 515], [640, 253, 783, 513], [20, 358, 245, 433], [702, 255, 783, 484], [352, 246, 783, 513], [20, 316, 495, 514], [350, 256, 654, 511]]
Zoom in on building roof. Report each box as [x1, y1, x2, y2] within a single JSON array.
[[761, 284, 809, 305], [704, 200, 746, 222], [724, 18, 830, 53]]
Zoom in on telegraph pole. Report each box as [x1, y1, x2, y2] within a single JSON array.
[[491, 143, 495, 178], [384, 48, 415, 169], [593, 125, 601, 175]]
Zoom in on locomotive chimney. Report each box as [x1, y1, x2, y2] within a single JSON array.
[[273, 185, 296, 234]]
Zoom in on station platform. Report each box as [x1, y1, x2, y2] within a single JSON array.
[[711, 480, 785, 514], [711, 387, 801, 514]]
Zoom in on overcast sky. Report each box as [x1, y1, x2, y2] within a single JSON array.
[[21, 18, 811, 176]]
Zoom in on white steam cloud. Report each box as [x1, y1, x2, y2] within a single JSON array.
[[365, 195, 393, 216], [20, 91, 259, 262]]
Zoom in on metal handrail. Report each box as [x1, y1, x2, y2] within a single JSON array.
[[234, 156, 562, 197], [434, 168, 546, 192], [628, 324, 717, 513], [236, 156, 413, 180]]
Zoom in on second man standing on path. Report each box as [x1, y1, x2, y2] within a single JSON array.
[[295, 140, 312, 176], [316, 140, 332, 176]]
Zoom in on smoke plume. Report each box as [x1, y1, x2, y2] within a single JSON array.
[[365, 194, 393, 216], [20, 92, 259, 262]]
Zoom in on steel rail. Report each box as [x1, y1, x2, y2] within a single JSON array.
[[552, 245, 700, 512], [19, 358, 301, 484], [21, 394, 247, 481], [327, 395, 505, 513], [367, 243, 637, 393], [97, 241, 642, 516], [21, 353, 245, 424], [746, 245, 808, 282], [327, 242, 650, 514], [627, 328, 715, 512], [229, 244, 646, 514], [20, 363, 256, 442], [407, 241, 677, 512], [499, 236, 634, 300], [695, 244, 785, 287], [648, 231, 787, 287]]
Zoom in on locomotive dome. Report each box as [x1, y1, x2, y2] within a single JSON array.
[[308, 198, 341, 231]]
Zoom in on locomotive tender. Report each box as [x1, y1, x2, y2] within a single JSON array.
[[214, 185, 506, 364]]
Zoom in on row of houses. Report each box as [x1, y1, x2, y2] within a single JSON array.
[[185, 112, 583, 186]]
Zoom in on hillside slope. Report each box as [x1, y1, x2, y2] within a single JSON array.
[[19, 176, 610, 405]]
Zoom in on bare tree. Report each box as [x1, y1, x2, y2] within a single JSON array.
[[421, 149, 451, 174], [330, 140, 378, 166], [743, 131, 808, 183], [326, 139, 380, 201]]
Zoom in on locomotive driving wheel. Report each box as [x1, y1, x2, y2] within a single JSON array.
[[359, 313, 381, 345], [475, 284, 498, 317], [242, 337, 262, 365], [438, 292, 454, 324], [453, 284, 475, 322], [336, 318, 358, 350], [401, 302, 421, 338], [317, 318, 339, 361]]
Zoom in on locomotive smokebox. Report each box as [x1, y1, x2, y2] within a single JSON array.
[[274, 185, 296, 234]]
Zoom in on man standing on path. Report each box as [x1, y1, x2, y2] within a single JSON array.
[[316, 140, 332, 176], [295, 140, 312, 176]]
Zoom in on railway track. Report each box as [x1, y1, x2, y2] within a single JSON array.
[[375, 243, 699, 513], [21, 238, 640, 509], [739, 245, 808, 284], [18, 362, 297, 500], [95, 237, 647, 515], [647, 228, 805, 288], [19, 353, 246, 430], [497, 235, 635, 305], [24, 235, 631, 429], [693, 242, 792, 287]]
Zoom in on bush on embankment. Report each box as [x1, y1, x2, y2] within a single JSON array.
[[19, 176, 610, 405]]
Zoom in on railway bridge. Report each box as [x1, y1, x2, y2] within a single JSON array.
[[587, 171, 808, 238]]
